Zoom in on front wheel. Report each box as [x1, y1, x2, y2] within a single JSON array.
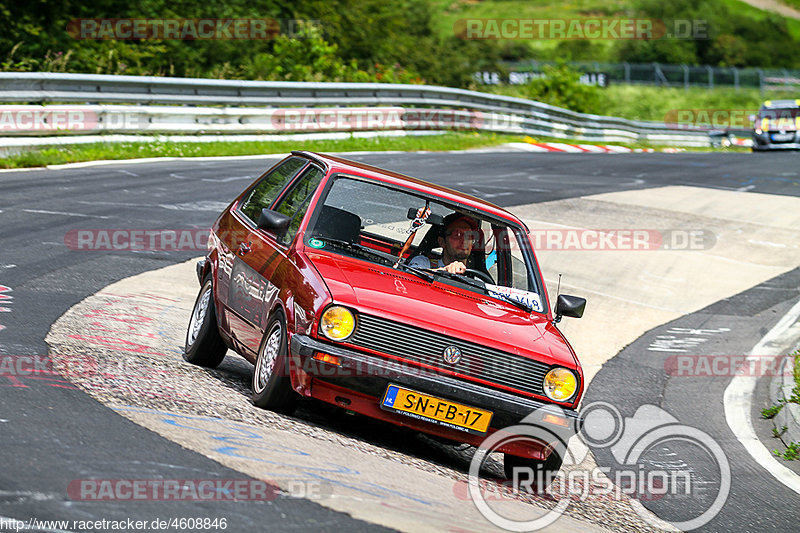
[[252, 312, 297, 413], [184, 277, 227, 368]]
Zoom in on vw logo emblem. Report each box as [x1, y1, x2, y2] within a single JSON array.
[[443, 346, 462, 365]]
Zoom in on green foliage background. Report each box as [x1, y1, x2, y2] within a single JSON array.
[[0, 0, 504, 87], [3, 0, 800, 87]]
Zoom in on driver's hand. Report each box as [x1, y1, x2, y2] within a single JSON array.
[[444, 261, 467, 274]]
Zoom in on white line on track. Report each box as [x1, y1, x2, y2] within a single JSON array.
[[22, 209, 112, 219], [201, 175, 255, 182], [723, 298, 800, 495]]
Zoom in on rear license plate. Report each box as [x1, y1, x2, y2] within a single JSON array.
[[771, 133, 794, 141], [380, 384, 493, 435]]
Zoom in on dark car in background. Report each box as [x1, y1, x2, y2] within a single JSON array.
[[752, 99, 800, 151]]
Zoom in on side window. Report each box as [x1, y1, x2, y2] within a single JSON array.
[[509, 233, 536, 292], [495, 228, 535, 292], [274, 166, 325, 245], [239, 157, 306, 224]]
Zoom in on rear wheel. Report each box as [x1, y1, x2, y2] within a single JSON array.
[[184, 277, 227, 368], [252, 312, 297, 413]]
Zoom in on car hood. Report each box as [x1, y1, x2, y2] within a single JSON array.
[[305, 251, 577, 369]]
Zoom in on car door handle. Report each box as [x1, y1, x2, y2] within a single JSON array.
[[237, 241, 252, 256]]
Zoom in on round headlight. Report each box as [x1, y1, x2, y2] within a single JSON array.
[[543, 367, 578, 402], [320, 306, 356, 341]]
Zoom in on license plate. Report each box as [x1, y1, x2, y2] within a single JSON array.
[[380, 384, 493, 435], [771, 133, 794, 141]]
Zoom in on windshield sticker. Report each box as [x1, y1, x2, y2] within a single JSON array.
[[308, 238, 325, 249], [485, 284, 543, 313]]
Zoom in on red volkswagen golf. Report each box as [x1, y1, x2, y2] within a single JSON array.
[[184, 151, 586, 478]]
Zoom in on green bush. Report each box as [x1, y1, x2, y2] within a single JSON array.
[[613, 0, 800, 68], [525, 64, 602, 114]]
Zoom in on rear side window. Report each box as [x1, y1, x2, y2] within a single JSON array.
[[239, 157, 306, 224]]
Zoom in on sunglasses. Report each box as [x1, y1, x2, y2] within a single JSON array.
[[445, 229, 480, 242]]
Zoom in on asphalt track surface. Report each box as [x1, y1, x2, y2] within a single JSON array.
[[0, 151, 799, 531]]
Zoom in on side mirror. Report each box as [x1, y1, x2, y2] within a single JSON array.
[[554, 294, 586, 323], [257, 208, 291, 238]]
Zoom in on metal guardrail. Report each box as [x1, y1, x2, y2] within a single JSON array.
[[0, 73, 713, 147]]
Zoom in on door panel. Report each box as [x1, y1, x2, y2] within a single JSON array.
[[228, 164, 326, 354]]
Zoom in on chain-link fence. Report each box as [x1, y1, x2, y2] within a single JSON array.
[[486, 60, 800, 91]]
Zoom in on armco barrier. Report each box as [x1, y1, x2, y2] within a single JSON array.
[[0, 73, 712, 148]]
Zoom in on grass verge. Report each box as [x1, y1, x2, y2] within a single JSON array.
[[0, 132, 523, 169], [1, 130, 736, 169], [766, 350, 800, 460]]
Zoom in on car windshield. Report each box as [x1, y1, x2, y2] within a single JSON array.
[[305, 174, 545, 313], [758, 106, 800, 124]]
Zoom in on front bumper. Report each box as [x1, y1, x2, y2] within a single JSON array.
[[752, 132, 800, 150], [290, 334, 580, 454]]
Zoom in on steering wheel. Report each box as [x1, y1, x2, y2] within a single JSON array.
[[463, 268, 494, 285]]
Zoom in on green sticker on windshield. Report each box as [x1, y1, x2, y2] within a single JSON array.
[[308, 238, 325, 249]]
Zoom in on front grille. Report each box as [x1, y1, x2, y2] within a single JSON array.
[[770, 132, 797, 143], [347, 314, 549, 397]]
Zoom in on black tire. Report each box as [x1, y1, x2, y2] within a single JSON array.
[[183, 277, 227, 368], [252, 311, 297, 413], [504, 448, 564, 491]]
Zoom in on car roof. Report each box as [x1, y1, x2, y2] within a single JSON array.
[[292, 151, 528, 229], [761, 99, 800, 109]]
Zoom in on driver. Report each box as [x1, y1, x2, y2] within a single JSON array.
[[408, 213, 481, 275]]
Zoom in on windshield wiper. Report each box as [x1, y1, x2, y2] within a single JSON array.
[[424, 268, 486, 290], [395, 262, 434, 282], [312, 238, 434, 282], [312, 237, 392, 263], [424, 269, 533, 312]]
